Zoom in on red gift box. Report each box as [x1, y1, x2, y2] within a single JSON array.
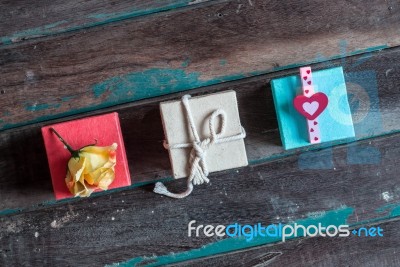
[[41, 112, 131, 200]]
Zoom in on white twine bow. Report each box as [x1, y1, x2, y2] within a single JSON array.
[[154, 94, 246, 198]]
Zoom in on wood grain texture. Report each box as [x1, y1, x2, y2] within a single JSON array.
[[1, 131, 400, 266], [1, 45, 400, 211], [1, 0, 399, 130], [0, 0, 216, 45], [170, 219, 400, 267]]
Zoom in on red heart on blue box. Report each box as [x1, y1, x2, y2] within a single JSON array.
[[293, 92, 328, 120]]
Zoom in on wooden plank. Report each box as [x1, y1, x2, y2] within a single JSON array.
[[1, 45, 400, 211], [1, 0, 399, 130], [1, 131, 400, 266], [169, 219, 400, 267], [0, 0, 216, 46]]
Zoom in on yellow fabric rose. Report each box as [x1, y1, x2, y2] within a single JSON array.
[[51, 128, 117, 197], [65, 144, 117, 197]]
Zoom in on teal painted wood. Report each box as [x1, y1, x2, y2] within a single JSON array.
[[114, 205, 400, 266], [0, 50, 389, 132], [114, 207, 355, 266], [0, 0, 216, 46], [0, 0, 398, 131], [169, 219, 400, 266]]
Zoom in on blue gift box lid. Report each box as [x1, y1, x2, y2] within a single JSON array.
[[271, 67, 355, 150]]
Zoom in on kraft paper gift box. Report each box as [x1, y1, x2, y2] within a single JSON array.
[[160, 90, 248, 179], [271, 66, 355, 150], [41, 112, 131, 200]]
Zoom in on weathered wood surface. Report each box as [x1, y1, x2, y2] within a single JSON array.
[[0, 0, 215, 46], [2, 1, 400, 265], [1, 0, 399, 130], [170, 219, 400, 267], [1, 131, 400, 266], [1, 46, 400, 211]]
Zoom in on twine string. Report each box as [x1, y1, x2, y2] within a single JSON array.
[[154, 95, 246, 198]]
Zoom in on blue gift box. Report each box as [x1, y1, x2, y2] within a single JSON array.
[[271, 67, 355, 150]]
